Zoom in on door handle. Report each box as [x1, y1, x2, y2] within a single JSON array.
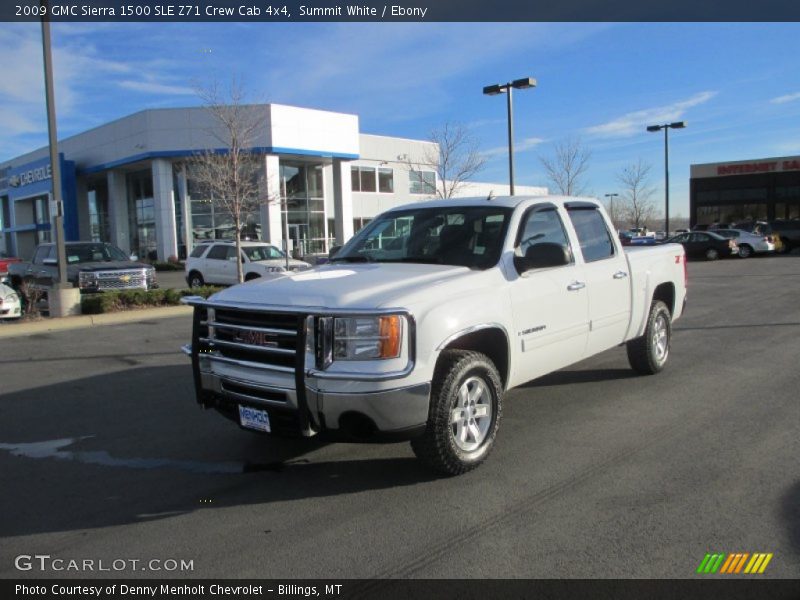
[[567, 281, 586, 291], [613, 271, 628, 279]]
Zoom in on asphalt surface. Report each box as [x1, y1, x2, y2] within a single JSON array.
[[0, 254, 798, 580]]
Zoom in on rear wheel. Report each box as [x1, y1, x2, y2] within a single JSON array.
[[738, 245, 752, 258], [705, 248, 719, 261], [411, 350, 502, 476], [244, 273, 260, 281], [627, 300, 672, 375]]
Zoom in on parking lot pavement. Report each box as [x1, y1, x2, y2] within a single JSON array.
[[0, 254, 798, 579], [157, 269, 188, 290]]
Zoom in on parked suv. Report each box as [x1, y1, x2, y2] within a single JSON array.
[[185, 241, 311, 287], [770, 219, 800, 253]]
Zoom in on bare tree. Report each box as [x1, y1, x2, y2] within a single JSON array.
[[191, 80, 270, 283], [617, 159, 658, 230], [538, 137, 592, 196], [407, 122, 486, 199]]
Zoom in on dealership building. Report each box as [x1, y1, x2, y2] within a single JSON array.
[[0, 104, 545, 261], [690, 155, 800, 227]]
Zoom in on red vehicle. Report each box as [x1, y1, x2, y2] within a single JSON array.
[[0, 254, 21, 284]]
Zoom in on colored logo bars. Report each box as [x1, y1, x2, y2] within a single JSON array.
[[697, 552, 773, 574]]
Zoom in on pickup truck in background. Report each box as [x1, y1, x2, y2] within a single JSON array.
[[183, 196, 687, 475], [8, 241, 157, 293]]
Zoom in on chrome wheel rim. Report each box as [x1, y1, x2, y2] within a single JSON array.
[[652, 313, 669, 364], [450, 376, 492, 452]]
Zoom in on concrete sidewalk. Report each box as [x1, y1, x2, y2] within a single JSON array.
[[0, 305, 192, 339]]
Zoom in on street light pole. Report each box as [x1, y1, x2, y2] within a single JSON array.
[[40, 11, 68, 291], [604, 193, 619, 228], [483, 77, 536, 196], [647, 121, 686, 236], [506, 86, 515, 196]]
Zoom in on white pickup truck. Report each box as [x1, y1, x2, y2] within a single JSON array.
[[183, 196, 687, 475]]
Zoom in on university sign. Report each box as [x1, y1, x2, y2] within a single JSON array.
[[716, 159, 800, 176]]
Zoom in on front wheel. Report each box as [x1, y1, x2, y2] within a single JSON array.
[[626, 300, 672, 375], [738, 245, 752, 258], [188, 271, 204, 288], [411, 350, 502, 476], [705, 248, 719, 261]]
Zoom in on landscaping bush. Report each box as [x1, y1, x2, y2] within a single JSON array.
[[81, 293, 121, 314], [80, 286, 223, 314]]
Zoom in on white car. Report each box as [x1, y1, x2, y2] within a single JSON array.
[[712, 229, 775, 258], [185, 241, 311, 287], [0, 283, 21, 319]]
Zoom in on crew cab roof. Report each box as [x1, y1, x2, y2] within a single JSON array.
[[387, 195, 601, 212]]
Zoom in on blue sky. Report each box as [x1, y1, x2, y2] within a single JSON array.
[[1, 22, 799, 217]]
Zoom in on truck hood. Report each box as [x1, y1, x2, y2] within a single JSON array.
[[207, 263, 488, 310]]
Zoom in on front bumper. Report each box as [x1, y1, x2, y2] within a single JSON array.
[[190, 363, 430, 441], [181, 299, 430, 441]]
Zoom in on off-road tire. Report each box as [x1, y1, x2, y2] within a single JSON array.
[[627, 300, 672, 375], [411, 350, 503, 476]]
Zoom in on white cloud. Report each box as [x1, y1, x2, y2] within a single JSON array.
[[118, 80, 195, 96], [770, 92, 800, 105], [586, 91, 717, 138], [483, 136, 545, 158]]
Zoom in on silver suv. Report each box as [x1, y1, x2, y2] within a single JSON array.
[[185, 241, 311, 287]]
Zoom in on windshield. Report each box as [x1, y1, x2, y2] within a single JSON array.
[[332, 206, 513, 269], [66, 243, 129, 264], [242, 245, 286, 261]]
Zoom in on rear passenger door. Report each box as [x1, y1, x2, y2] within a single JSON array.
[[204, 244, 235, 284], [566, 204, 632, 356]]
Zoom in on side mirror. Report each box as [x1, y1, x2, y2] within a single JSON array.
[[329, 245, 342, 259], [43, 258, 58, 266], [514, 242, 571, 274]]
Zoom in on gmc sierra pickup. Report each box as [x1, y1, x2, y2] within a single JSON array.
[[183, 196, 687, 475]]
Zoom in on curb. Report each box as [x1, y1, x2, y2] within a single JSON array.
[[0, 305, 192, 339]]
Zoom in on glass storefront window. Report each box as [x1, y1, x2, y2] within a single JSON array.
[[127, 169, 157, 260], [280, 161, 328, 255]]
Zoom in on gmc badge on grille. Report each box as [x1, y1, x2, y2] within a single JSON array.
[[234, 330, 279, 347]]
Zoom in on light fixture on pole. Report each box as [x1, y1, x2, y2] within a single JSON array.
[[483, 77, 536, 196], [646, 121, 686, 235], [604, 193, 619, 228]]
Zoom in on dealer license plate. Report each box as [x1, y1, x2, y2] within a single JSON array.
[[239, 405, 271, 433]]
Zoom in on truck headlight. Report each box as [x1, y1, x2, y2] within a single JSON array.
[[332, 315, 402, 361], [78, 272, 98, 288]]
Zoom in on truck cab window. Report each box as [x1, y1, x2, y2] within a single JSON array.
[[567, 207, 616, 262], [517, 208, 572, 260], [32, 245, 52, 265]]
